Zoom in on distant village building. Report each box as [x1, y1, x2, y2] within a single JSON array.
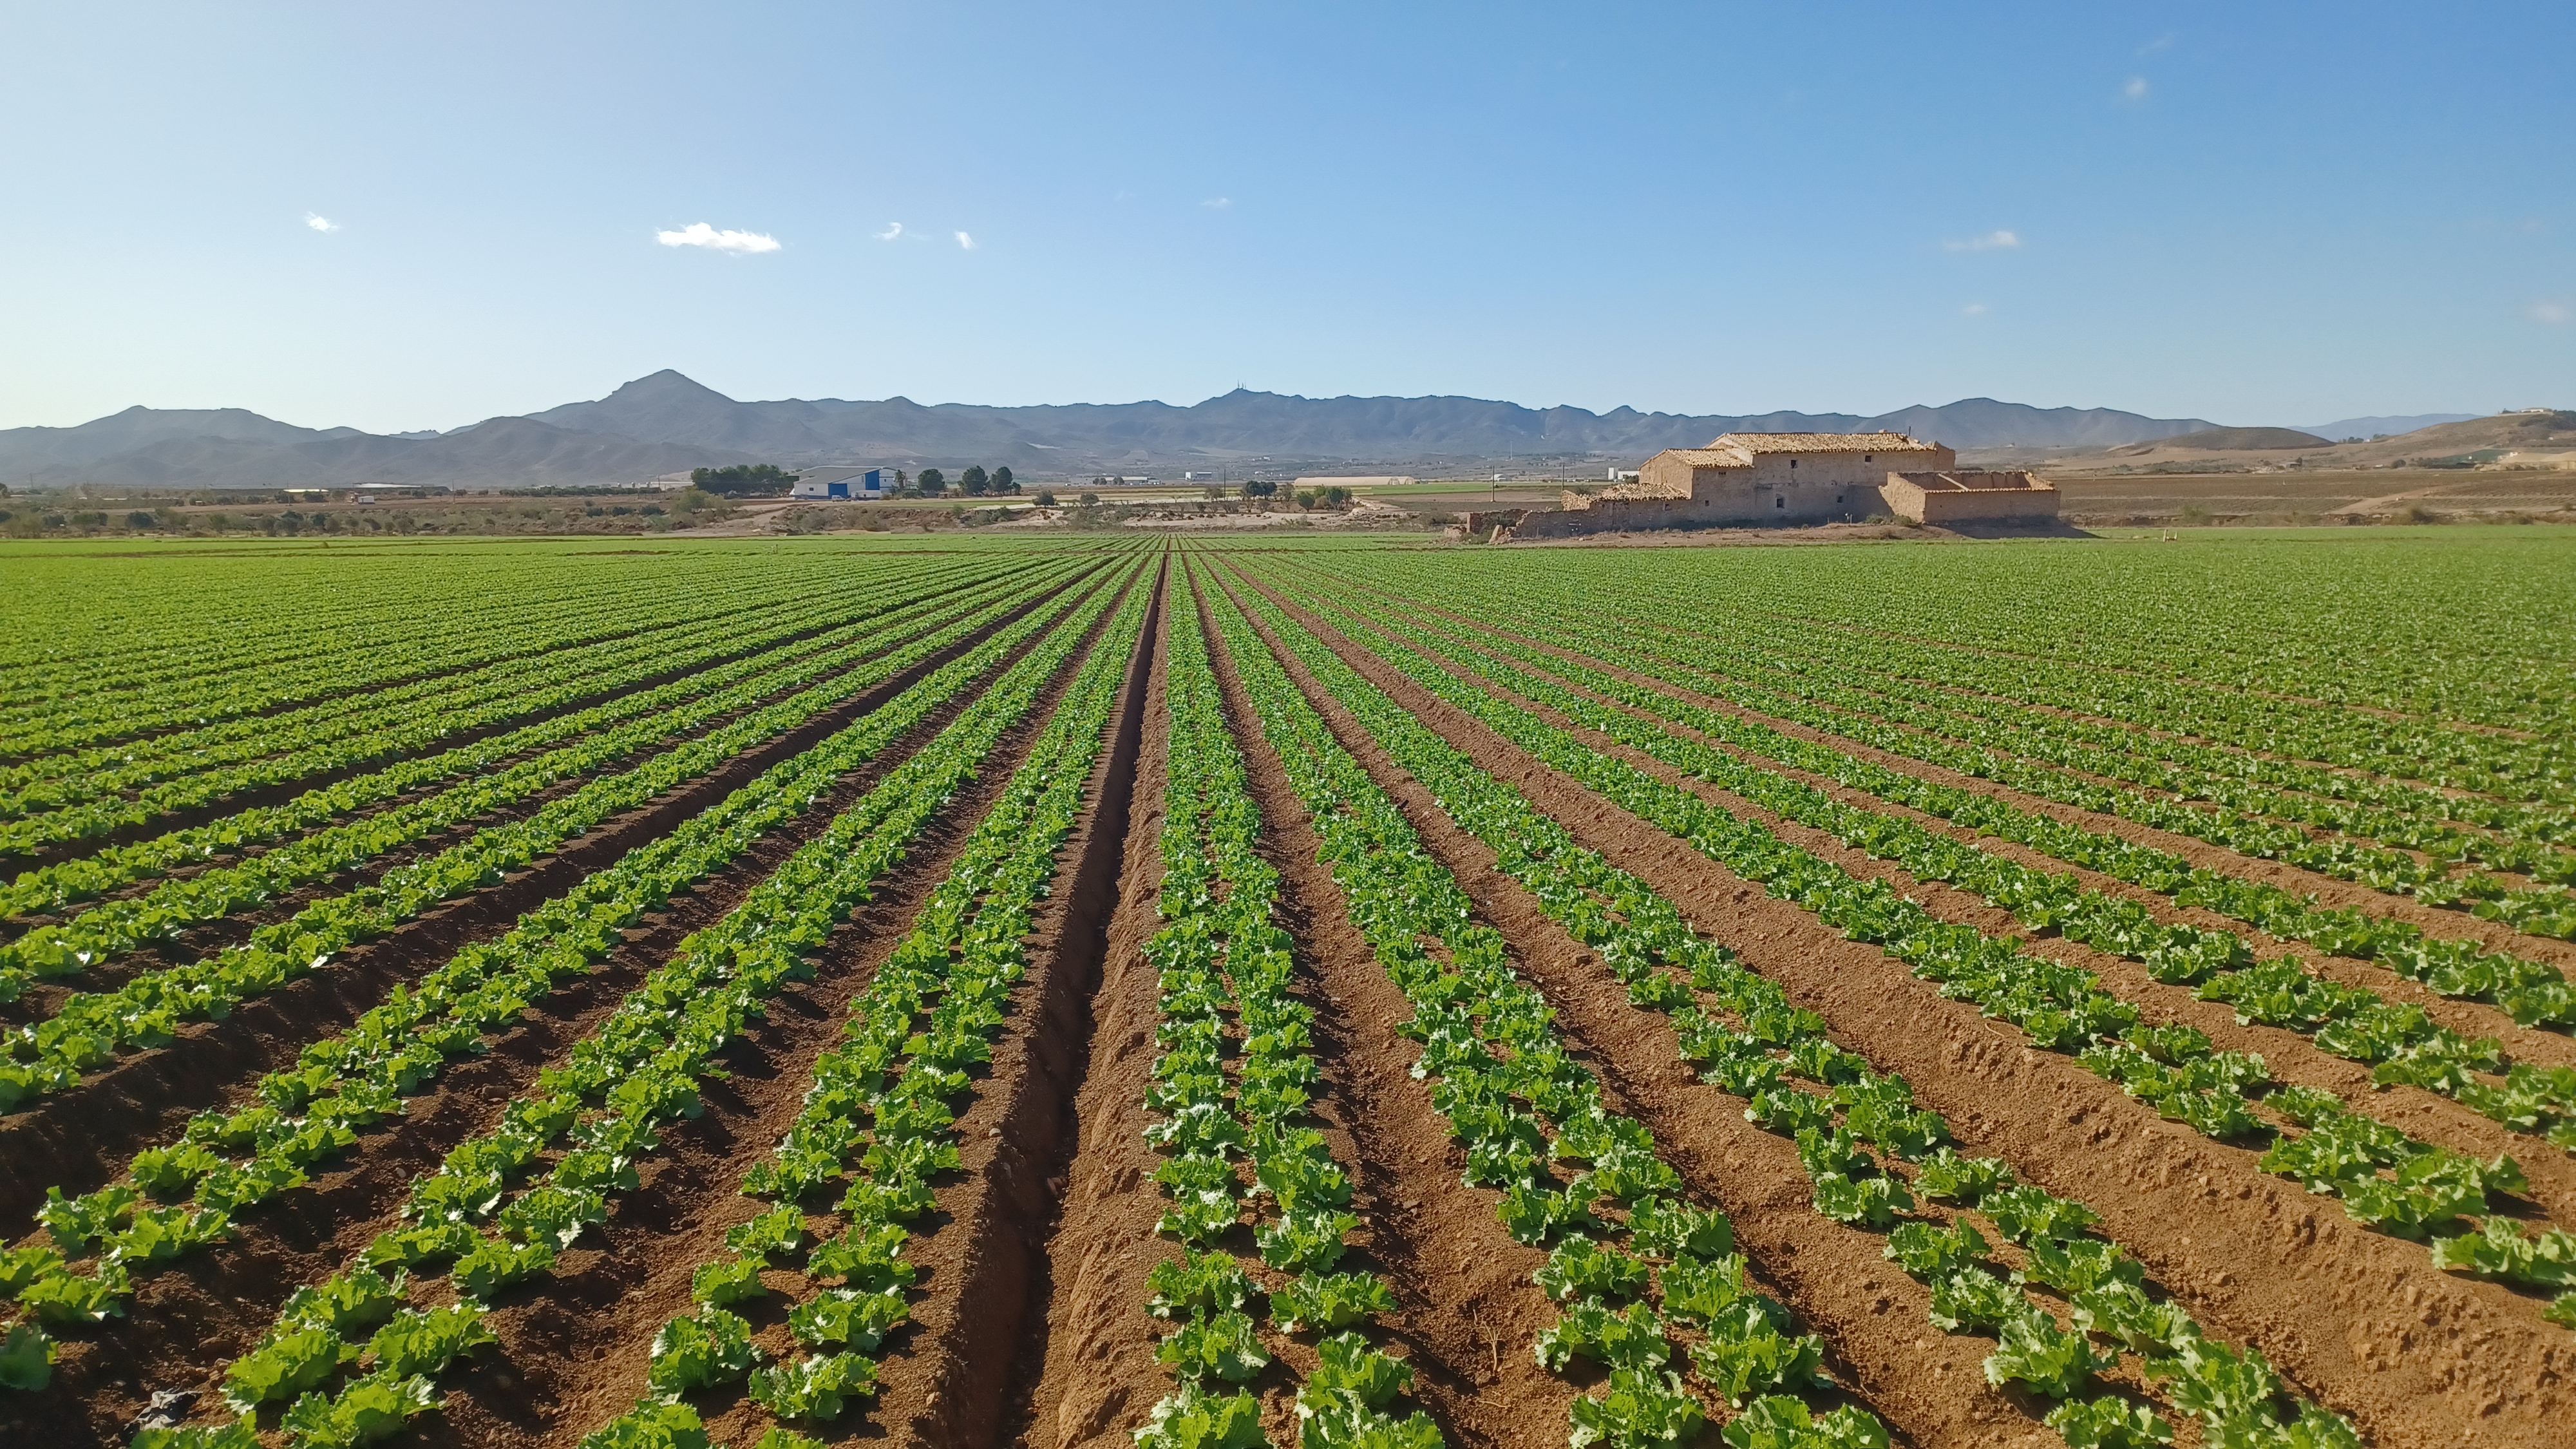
[[1471, 431, 2056, 538]]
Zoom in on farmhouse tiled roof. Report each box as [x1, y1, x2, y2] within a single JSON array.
[[1710, 431, 1941, 453], [1656, 446, 1753, 468]]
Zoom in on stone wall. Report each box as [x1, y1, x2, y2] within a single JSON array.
[[1878, 470, 2059, 524]]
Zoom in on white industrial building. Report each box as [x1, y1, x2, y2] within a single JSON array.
[[790, 468, 890, 500]]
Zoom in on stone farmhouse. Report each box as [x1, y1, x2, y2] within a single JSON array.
[[1468, 431, 2058, 539]]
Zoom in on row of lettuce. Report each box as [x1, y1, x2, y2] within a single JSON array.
[[0, 558, 1028, 994], [0, 566, 1132, 1427], [1298, 565, 2576, 1143], [1244, 564, 2576, 1334], [0, 558, 1006, 858], [1218, 560, 2366, 1448], [0, 564, 1082, 1110], [571, 567, 1151, 1449], [1202, 559, 1897, 1449], [3, 555, 892, 765]]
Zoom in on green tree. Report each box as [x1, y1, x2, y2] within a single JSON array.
[[689, 464, 799, 497], [961, 465, 990, 496], [916, 468, 947, 495], [1034, 490, 1057, 507], [1240, 479, 1277, 502], [992, 466, 1016, 494]]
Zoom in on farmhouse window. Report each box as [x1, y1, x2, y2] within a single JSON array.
[[1776, 496, 1785, 509]]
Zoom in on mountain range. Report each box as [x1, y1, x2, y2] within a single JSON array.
[[0, 371, 2247, 489]]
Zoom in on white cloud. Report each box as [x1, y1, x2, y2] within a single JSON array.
[[954, 231, 975, 251], [2124, 76, 2151, 100], [655, 223, 781, 253], [2537, 302, 2571, 325], [305, 213, 339, 233], [1201, 196, 1232, 210], [1961, 302, 1989, 317], [2137, 33, 2175, 57], [875, 222, 904, 241], [1946, 230, 2021, 252]]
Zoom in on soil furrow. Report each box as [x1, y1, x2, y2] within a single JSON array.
[[417, 558, 1155, 1449], [1325, 596, 2576, 1222], [1011, 578, 1177, 1449], [0, 576, 1083, 1235], [2, 584, 947, 877], [1433, 603, 2576, 980], [1363, 594, 2576, 1065], [1224, 575, 2048, 1449], [1240, 571, 2576, 1449], [0, 590, 1105, 1449]]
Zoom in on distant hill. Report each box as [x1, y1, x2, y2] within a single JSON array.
[[1996, 409, 2576, 475], [525, 372, 2217, 460], [0, 372, 2226, 488], [0, 413, 724, 490], [2152, 427, 2333, 451], [2293, 413, 2477, 440]]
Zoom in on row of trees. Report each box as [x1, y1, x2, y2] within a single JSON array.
[[914, 466, 1018, 497], [692, 464, 1023, 499]]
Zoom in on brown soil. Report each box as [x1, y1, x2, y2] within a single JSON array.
[[1334, 596, 2576, 1217], [0, 594, 1019, 1025], [0, 578, 1139, 1449], [2, 566, 1018, 877], [1220, 573, 2049, 1449], [413, 561, 1160, 1449], [1192, 574, 1587, 1448], [1231, 566, 2576, 1449], [0, 572, 1108, 1227], [1416, 597, 2576, 1003], [0, 571, 1096, 1240], [1014, 580, 1182, 1448]]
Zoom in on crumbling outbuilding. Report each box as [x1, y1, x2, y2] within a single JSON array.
[[1878, 469, 2059, 524]]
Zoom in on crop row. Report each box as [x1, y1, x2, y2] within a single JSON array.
[[1302, 576, 2576, 1141], [0, 557, 1006, 846], [1119, 580, 1432, 1448], [1674, 597, 2573, 817], [0, 567, 1131, 1399], [1203, 565, 1893, 1449], [102, 563, 1146, 1446], [0, 563, 1003, 927], [1242, 565, 2576, 1332], [0, 569, 1073, 1112], [0, 558, 1063, 990], [1628, 542, 2571, 736], [1657, 611, 2576, 867], [1222, 564, 2371, 1448], [1467, 591, 2576, 935], [0, 551, 752, 706], [1322, 547, 2570, 797], [573, 558, 1152, 1449], [3, 557, 886, 762]]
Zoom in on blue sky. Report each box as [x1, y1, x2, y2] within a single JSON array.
[[3, 1, 2569, 432]]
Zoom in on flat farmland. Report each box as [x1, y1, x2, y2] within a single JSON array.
[[2, 529, 2572, 1449]]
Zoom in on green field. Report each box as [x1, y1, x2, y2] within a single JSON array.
[[2, 527, 2570, 1449]]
